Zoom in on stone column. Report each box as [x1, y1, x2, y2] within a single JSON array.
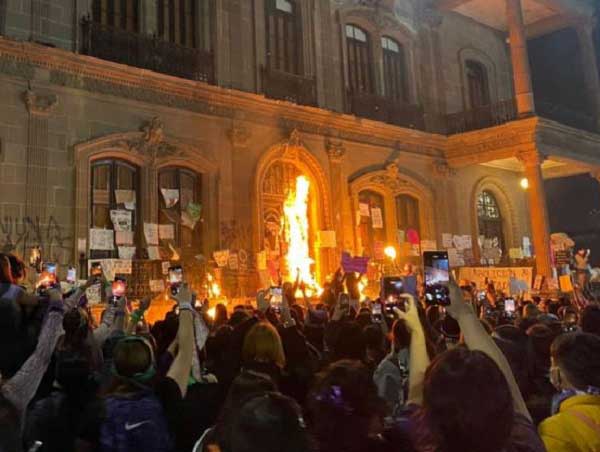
[[575, 21, 600, 130], [517, 149, 552, 277], [506, 0, 535, 116], [326, 138, 347, 257]]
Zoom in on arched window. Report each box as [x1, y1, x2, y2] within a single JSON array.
[[346, 24, 374, 94], [466, 60, 490, 109], [358, 190, 386, 258], [90, 159, 139, 259], [159, 168, 202, 252], [396, 194, 420, 235], [92, 0, 139, 32], [266, 0, 301, 74], [382, 36, 408, 102], [477, 190, 504, 251]]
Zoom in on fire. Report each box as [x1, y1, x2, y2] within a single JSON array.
[[283, 176, 319, 292]]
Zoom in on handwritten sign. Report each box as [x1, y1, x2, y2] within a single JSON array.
[[110, 210, 132, 232], [115, 230, 134, 245], [144, 223, 159, 245], [341, 252, 370, 274], [371, 208, 383, 229], [89, 229, 114, 251], [147, 246, 160, 260], [459, 267, 533, 294], [118, 246, 136, 260]]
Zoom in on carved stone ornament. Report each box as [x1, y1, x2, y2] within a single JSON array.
[[120, 117, 182, 163], [516, 149, 546, 168], [432, 161, 455, 178], [227, 125, 251, 148], [369, 172, 413, 193], [23, 90, 58, 116], [326, 138, 346, 162]]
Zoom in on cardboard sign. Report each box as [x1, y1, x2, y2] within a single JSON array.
[[144, 223, 159, 245], [89, 229, 114, 251], [459, 267, 533, 294], [213, 250, 230, 267], [359, 203, 370, 217], [371, 208, 383, 229]]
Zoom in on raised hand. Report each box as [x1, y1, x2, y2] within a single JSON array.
[[393, 294, 422, 333]]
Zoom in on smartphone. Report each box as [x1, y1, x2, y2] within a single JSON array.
[[424, 251, 451, 306], [372, 302, 383, 322], [504, 298, 516, 315], [168, 266, 184, 296], [66, 267, 76, 284], [112, 277, 127, 298], [382, 276, 404, 303], [270, 287, 283, 313], [44, 263, 57, 276]]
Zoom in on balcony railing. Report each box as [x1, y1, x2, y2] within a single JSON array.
[[261, 67, 317, 107], [536, 101, 598, 134], [445, 100, 517, 135], [347, 91, 426, 130], [81, 19, 214, 84]]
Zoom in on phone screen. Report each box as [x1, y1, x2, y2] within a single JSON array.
[[505, 298, 516, 314], [67, 267, 76, 284], [44, 263, 57, 275], [270, 287, 283, 311], [372, 303, 382, 316], [424, 251, 451, 306], [382, 277, 404, 303], [169, 266, 184, 295], [112, 277, 127, 297]]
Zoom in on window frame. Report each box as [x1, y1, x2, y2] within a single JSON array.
[[346, 23, 374, 94], [477, 190, 505, 251], [382, 36, 409, 103], [92, 0, 140, 32], [358, 189, 386, 259], [90, 158, 141, 259], [265, 0, 302, 75], [158, 166, 203, 252], [395, 194, 420, 236], [466, 59, 491, 109], [157, 0, 200, 48]]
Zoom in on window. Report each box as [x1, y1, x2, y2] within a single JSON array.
[[477, 190, 504, 251], [91, 159, 139, 259], [382, 36, 408, 102], [157, 0, 208, 48], [266, 0, 301, 74], [159, 168, 202, 252], [396, 194, 420, 235], [92, 0, 139, 32], [346, 24, 374, 94], [358, 190, 386, 258], [466, 60, 490, 109]]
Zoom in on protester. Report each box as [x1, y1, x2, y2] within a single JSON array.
[[538, 333, 600, 452]]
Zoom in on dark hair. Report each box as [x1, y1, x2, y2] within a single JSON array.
[[112, 338, 152, 381], [0, 254, 14, 284], [362, 324, 384, 350], [228, 392, 312, 452], [581, 304, 600, 337], [7, 255, 25, 281], [308, 360, 383, 452], [214, 303, 229, 327], [421, 347, 514, 452], [229, 310, 251, 328], [331, 322, 365, 362], [551, 333, 600, 389]]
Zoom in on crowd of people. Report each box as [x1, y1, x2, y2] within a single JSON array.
[[1, 251, 600, 452]]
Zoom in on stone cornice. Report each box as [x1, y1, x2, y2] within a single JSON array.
[[0, 37, 445, 157]]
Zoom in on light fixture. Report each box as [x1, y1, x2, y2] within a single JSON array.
[[384, 246, 397, 261], [520, 178, 529, 190]]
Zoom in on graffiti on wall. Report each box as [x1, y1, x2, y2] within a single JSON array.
[[0, 216, 72, 256]]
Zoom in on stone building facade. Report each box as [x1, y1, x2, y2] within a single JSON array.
[[0, 0, 598, 296]]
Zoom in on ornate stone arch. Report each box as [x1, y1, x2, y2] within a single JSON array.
[[73, 118, 218, 264], [470, 176, 519, 259], [349, 163, 436, 254], [253, 130, 332, 280], [458, 47, 500, 110]]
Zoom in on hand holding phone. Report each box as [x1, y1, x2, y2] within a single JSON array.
[[269, 287, 283, 313], [168, 266, 184, 296]]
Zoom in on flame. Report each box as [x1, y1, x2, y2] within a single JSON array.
[[207, 307, 216, 319], [283, 176, 320, 293]]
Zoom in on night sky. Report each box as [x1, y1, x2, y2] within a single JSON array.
[[545, 175, 600, 266]]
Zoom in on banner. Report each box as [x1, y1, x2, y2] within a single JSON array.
[[458, 267, 533, 294], [341, 252, 370, 274]]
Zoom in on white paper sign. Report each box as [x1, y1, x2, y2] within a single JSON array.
[[159, 224, 175, 240], [147, 246, 160, 260], [162, 261, 171, 275], [359, 203, 370, 217], [115, 230, 134, 245], [213, 250, 230, 267], [115, 190, 136, 210], [442, 233, 453, 248], [144, 223, 159, 245], [118, 246, 136, 260], [149, 279, 165, 293], [371, 208, 383, 229], [85, 285, 102, 305], [228, 253, 239, 270], [114, 259, 132, 275], [89, 229, 114, 251], [160, 189, 180, 208], [420, 240, 438, 252], [110, 210, 132, 232]]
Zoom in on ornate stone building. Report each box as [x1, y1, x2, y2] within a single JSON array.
[[0, 0, 598, 296]]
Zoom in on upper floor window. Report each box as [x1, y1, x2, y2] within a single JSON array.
[[92, 0, 139, 32], [396, 194, 420, 235], [159, 168, 203, 252], [477, 190, 504, 251], [382, 36, 408, 103], [346, 24, 374, 94], [91, 159, 140, 259], [266, 0, 301, 74], [466, 60, 490, 109], [157, 0, 200, 48], [358, 190, 385, 258]]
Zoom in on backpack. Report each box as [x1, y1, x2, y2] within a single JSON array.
[[100, 391, 172, 452]]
